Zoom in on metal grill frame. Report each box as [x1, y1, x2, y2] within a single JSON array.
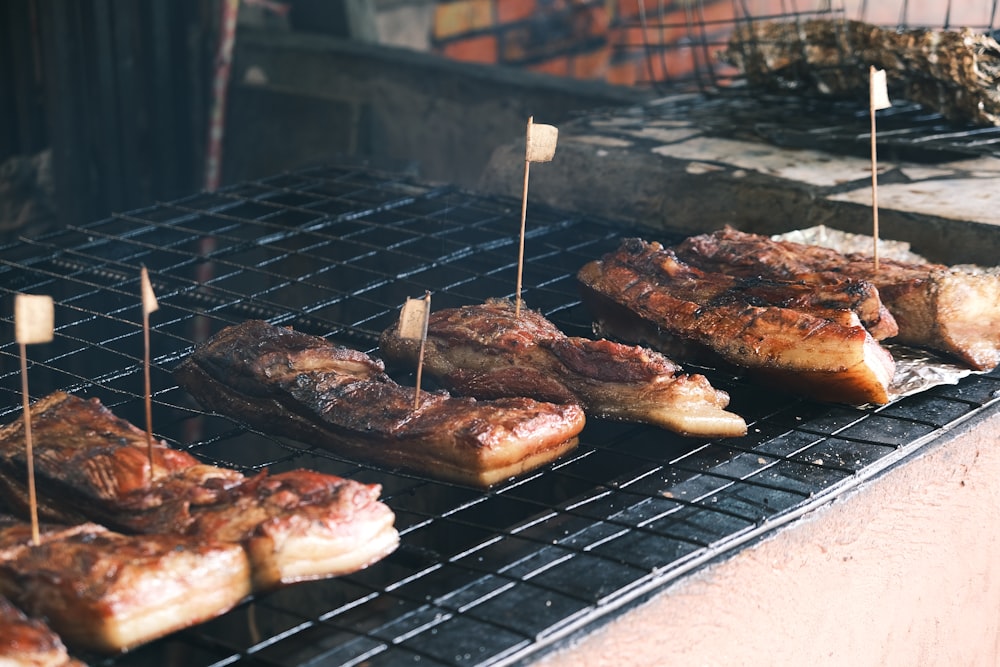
[[618, 1, 1000, 160], [1, 164, 999, 667]]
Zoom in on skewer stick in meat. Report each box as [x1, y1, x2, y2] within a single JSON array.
[[516, 117, 558, 317], [0, 391, 399, 591], [173, 320, 585, 487], [380, 298, 747, 438], [869, 66, 892, 271], [398, 292, 431, 410], [14, 293, 54, 545], [140, 266, 159, 479]]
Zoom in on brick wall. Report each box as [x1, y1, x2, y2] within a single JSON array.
[[429, 1, 803, 87], [427, 0, 976, 88]]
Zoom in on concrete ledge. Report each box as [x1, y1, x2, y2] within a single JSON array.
[[479, 102, 1000, 266], [535, 407, 1000, 667]]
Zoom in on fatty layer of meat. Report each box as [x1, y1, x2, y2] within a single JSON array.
[[173, 320, 586, 487], [0, 515, 250, 654], [674, 227, 1000, 371], [578, 238, 897, 405], [379, 298, 747, 437], [0, 593, 85, 666], [0, 391, 399, 592]]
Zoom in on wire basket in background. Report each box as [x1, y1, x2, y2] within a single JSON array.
[[621, 0, 1000, 92], [619, 0, 1000, 160]]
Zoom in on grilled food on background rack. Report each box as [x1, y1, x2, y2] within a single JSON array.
[[0, 514, 250, 654], [577, 238, 897, 406], [174, 319, 586, 487], [0, 391, 399, 592], [378, 298, 747, 438], [723, 18, 1000, 126], [674, 227, 1000, 372], [0, 593, 86, 666]]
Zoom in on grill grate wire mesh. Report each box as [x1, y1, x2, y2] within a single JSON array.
[[1, 164, 999, 666], [619, 1, 1000, 160]]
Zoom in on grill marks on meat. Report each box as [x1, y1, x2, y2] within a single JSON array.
[[0, 594, 85, 666], [379, 298, 747, 438], [173, 320, 585, 487], [578, 238, 896, 405], [0, 391, 399, 592], [675, 227, 1000, 371], [0, 515, 250, 654]]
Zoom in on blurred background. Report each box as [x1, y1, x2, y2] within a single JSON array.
[[0, 1, 985, 239]]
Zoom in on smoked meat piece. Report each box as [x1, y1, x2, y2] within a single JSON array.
[[379, 298, 746, 437], [173, 320, 585, 487], [675, 227, 1000, 371], [0, 515, 250, 654], [0, 593, 85, 666], [578, 238, 896, 405], [0, 392, 399, 591]]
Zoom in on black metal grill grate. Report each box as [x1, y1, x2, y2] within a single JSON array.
[[619, 1, 1000, 160], [1, 164, 999, 666]]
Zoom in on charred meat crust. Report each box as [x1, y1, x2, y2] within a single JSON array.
[[0, 391, 399, 592], [173, 320, 585, 487], [675, 227, 1000, 371], [379, 298, 747, 437], [0, 593, 85, 665], [577, 238, 896, 406], [0, 516, 250, 654]]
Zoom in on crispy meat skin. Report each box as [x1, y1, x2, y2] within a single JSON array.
[[379, 298, 746, 437], [675, 227, 1000, 370], [0, 516, 250, 654], [0, 594, 84, 666], [173, 320, 585, 487], [0, 392, 399, 591], [577, 238, 896, 405]]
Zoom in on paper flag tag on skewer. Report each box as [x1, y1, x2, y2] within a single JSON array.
[[140, 267, 159, 315], [398, 294, 430, 340], [526, 121, 558, 163], [14, 295, 54, 345], [870, 68, 891, 111]]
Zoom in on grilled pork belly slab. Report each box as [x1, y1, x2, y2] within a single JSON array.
[[675, 227, 1000, 371], [578, 238, 896, 405], [0, 594, 85, 666], [0, 516, 250, 654], [173, 320, 585, 487], [379, 298, 746, 437], [0, 391, 399, 591]]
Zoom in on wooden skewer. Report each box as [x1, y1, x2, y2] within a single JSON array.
[[18, 345, 39, 546], [515, 118, 533, 318], [141, 267, 159, 481], [15, 293, 54, 546], [398, 292, 431, 410], [516, 116, 558, 317], [869, 66, 892, 272]]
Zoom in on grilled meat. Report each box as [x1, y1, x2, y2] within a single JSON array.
[[0, 515, 250, 654], [379, 298, 747, 437], [0, 594, 85, 666], [577, 238, 896, 405], [0, 391, 399, 591], [674, 227, 1000, 371], [173, 320, 585, 487]]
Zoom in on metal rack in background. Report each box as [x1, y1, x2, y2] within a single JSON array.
[[618, 0, 1000, 160], [1, 164, 999, 666]]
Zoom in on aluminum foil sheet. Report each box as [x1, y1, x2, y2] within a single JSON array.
[[773, 225, 982, 401]]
